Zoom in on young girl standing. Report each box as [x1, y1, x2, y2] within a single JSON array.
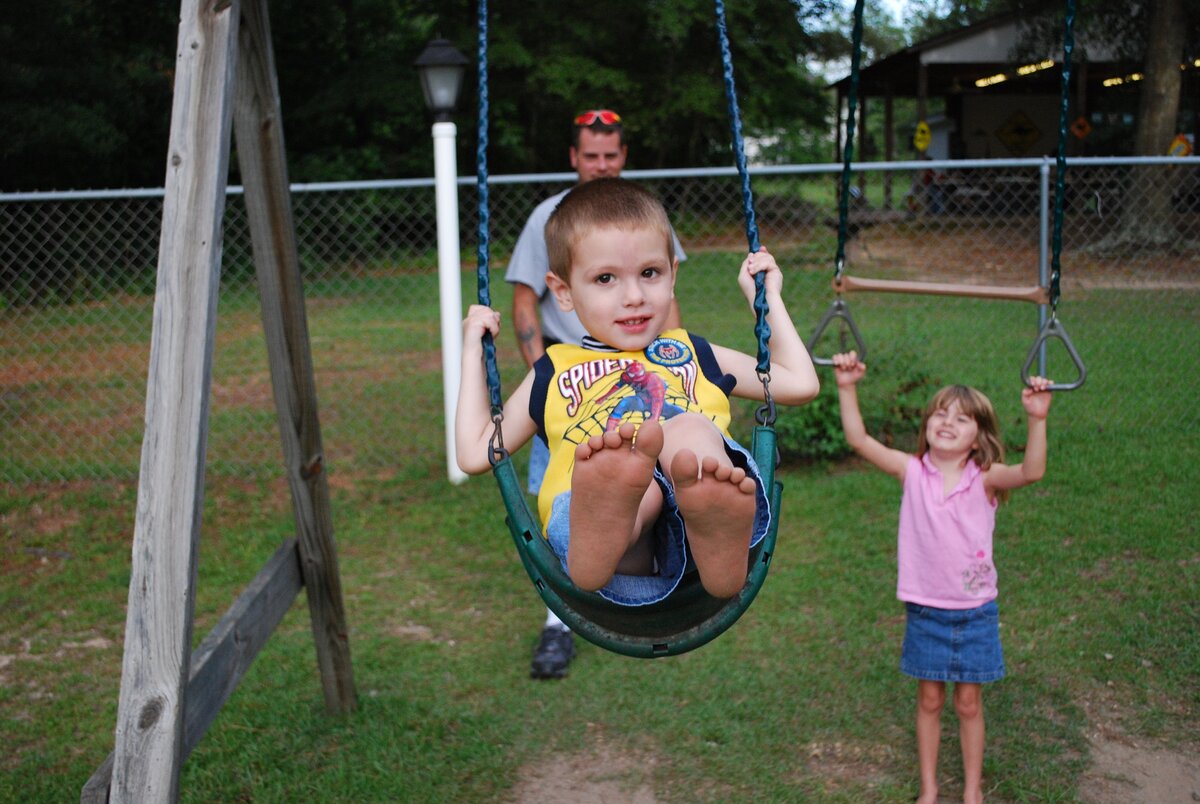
[[832, 351, 1053, 804]]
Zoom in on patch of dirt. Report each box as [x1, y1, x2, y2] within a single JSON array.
[[508, 705, 1199, 803], [804, 739, 899, 794], [1078, 733, 1200, 803], [512, 737, 660, 803], [1075, 689, 1200, 804]]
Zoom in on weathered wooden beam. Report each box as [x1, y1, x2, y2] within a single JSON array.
[[232, 0, 356, 714], [106, 0, 241, 801], [82, 540, 304, 803]]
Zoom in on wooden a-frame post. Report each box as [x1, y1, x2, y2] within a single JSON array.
[[82, 0, 355, 800]]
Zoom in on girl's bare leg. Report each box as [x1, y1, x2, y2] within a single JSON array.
[[567, 420, 664, 591], [954, 682, 985, 804], [916, 680, 946, 804], [660, 414, 757, 598]]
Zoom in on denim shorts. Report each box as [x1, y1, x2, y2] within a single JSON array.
[[545, 437, 770, 606], [527, 435, 550, 495], [900, 599, 1005, 683]]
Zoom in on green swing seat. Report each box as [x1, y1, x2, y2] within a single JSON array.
[[492, 426, 781, 658]]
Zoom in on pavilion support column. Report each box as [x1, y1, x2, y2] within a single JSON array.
[[834, 88, 844, 162], [1073, 59, 1088, 156], [917, 61, 929, 122], [858, 93, 869, 197], [884, 84, 895, 208]]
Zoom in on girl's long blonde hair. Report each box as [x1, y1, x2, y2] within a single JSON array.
[[917, 384, 1009, 502]]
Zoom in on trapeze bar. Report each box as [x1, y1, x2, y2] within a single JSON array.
[[834, 275, 1050, 305]]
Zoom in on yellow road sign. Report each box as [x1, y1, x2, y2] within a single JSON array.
[[913, 121, 932, 152]]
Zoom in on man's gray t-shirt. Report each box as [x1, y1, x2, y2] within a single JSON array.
[[504, 187, 687, 345]]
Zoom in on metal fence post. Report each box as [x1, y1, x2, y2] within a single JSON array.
[[1038, 158, 1051, 376]]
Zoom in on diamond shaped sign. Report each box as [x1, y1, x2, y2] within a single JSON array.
[[995, 111, 1042, 156]]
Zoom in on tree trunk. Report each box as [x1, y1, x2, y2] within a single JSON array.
[[1097, 0, 1186, 251]]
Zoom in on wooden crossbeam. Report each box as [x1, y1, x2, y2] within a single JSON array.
[[82, 540, 304, 803], [835, 274, 1050, 305]]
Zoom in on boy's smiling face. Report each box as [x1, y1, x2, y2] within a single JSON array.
[[546, 224, 677, 352]]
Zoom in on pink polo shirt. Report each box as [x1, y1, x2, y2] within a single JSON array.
[[897, 454, 998, 609]]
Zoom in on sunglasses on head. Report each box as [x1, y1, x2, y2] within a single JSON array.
[[574, 109, 622, 126]]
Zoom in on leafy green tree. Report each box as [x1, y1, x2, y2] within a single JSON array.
[[3, 0, 846, 189], [1, 1, 177, 191], [430, 0, 837, 174], [906, 0, 1000, 39], [266, 0, 437, 181], [801, 0, 910, 164]]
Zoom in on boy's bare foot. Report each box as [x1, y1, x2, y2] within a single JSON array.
[[671, 450, 757, 598], [567, 420, 663, 590]]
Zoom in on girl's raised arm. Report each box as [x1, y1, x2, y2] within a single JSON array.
[[985, 378, 1052, 493], [833, 352, 909, 481]]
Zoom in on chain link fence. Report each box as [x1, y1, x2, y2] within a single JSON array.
[[2, 158, 1198, 484]]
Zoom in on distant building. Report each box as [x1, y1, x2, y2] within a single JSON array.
[[830, 12, 1198, 160]]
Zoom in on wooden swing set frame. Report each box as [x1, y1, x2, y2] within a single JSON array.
[[83, 2, 355, 800]]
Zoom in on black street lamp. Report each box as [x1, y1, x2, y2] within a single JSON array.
[[414, 38, 469, 122]]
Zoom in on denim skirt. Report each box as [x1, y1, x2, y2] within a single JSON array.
[[900, 599, 1005, 683], [545, 436, 770, 606]]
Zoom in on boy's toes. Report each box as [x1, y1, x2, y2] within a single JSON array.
[[670, 449, 700, 488], [634, 419, 664, 458], [601, 428, 625, 450], [711, 459, 733, 483]]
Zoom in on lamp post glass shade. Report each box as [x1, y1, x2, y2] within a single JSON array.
[[415, 39, 469, 120]]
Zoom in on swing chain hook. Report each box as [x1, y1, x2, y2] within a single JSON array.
[[834, 256, 846, 289], [755, 370, 777, 427], [488, 407, 508, 466]]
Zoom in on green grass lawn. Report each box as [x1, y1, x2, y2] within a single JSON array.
[[1, 260, 1197, 801]]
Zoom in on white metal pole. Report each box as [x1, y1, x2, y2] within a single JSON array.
[[433, 121, 467, 484]]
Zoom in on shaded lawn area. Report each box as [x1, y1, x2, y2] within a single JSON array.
[[1, 252, 1197, 801]]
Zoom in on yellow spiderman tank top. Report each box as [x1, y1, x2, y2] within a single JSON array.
[[529, 329, 737, 533]]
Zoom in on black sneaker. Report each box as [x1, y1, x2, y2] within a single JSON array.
[[530, 626, 575, 679]]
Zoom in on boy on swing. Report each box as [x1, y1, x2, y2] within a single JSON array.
[[456, 178, 819, 604]]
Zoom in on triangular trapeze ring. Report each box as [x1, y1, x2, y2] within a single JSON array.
[[807, 298, 868, 366], [1022, 316, 1087, 391]]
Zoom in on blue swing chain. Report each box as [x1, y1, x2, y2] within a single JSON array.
[[1050, 0, 1076, 317], [835, 0, 867, 286], [714, 0, 774, 424], [475, 0, 506, 462]]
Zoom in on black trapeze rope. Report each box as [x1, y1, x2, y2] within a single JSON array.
[[835, 0, 867, 283], [1049, 0, 1076, 315]]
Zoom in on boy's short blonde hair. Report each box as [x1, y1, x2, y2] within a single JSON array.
[[545, 177, 675, 282]]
